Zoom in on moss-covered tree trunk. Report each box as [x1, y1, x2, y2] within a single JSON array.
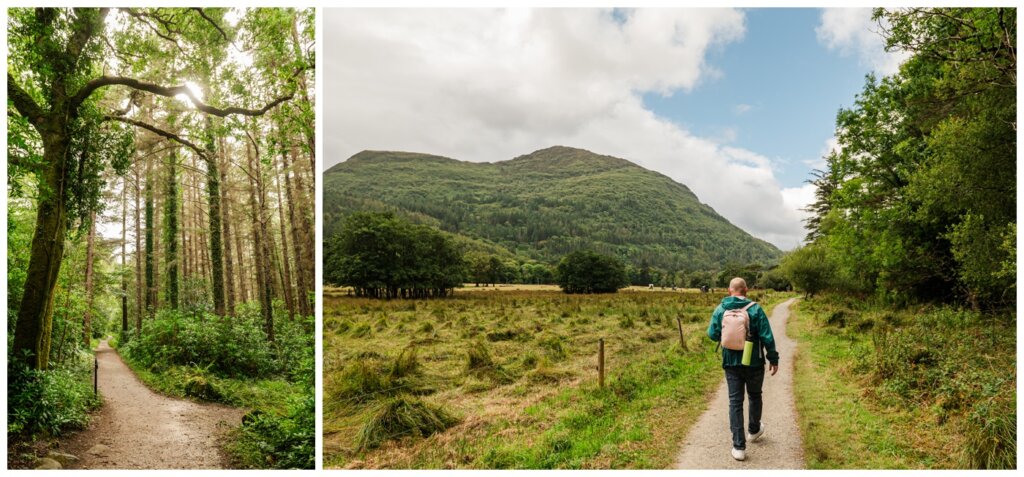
[[121, 176, 128, 333], [145, 156, 155, 318], [164, 150, 179, 310], [204, 118, 226, 317], [12, 133, 73, 369], [83, 211, 96, 347], [219, 140, 236, 316], [134, 166, 143, 331]]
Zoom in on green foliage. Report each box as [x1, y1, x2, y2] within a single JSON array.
[[120, 306, 311, 380], [323, 146, 782, 273], [555, 250, 629, 294], [325, 212, 465, 298], [806, 8, 1015, 308], [779, 245, 834, 297], [7, 351, 101, 437], [356, 394, 459, 450], [230, 392, 315, 469]]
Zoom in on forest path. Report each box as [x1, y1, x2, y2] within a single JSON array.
[[675, 298, 805, 469], [60, 339, 246, 469]]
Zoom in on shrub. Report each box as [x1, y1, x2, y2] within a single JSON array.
[[7, 351, 100, 437], [230, 391, 315, 469], [356, 394, 458, 449]]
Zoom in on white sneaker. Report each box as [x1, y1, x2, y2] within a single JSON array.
[[747, 421, 766, 442], [731, 448, 746, 461]]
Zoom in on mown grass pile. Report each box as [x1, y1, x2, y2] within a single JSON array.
[[118, 303, 314, 469], [792, 295, 1015, 469], [324, 287, 785, 468]]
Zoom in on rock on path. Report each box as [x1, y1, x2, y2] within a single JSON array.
[[59, 339, 246, 469], [676, 298, 805, 469]]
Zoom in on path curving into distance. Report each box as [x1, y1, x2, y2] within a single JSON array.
[[60, 339, 246, 469], [676, 298, 805, 469]]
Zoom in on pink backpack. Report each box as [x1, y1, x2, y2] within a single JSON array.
[[721, 302, 755, 351]]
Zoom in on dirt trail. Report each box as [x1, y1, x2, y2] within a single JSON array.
[[676, 298, 805, 469], [59, 339, 246, 469]]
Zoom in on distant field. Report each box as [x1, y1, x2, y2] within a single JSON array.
[[325, 284, 717, 294], [323, 288, 790, 469]]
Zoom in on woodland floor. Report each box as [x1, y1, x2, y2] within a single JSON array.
[[57, 339, 246, 469], [675, 298, 805, 469]]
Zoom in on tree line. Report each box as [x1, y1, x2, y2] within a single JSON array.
[[325, 212, 789, 296], [787, 7, 1015, 309]]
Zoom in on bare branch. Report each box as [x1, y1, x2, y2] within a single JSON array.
[[105, 115, 207, 159], [73, 75, 294, 117]]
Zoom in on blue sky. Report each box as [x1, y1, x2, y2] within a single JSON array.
[[643, 8, 874, 189], [326, 8, 906, 249]]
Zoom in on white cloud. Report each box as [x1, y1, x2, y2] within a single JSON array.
[[733, 103, 752, 115], [815, 8, 910, 76], [803, 135, 840, 169], [326, 8, 809, 250]]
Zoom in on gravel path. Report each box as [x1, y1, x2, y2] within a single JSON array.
[[59, 339, 246, 469], [676, 298, 805, 469]]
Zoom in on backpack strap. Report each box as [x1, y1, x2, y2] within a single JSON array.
[[741, 302, 756, 340]]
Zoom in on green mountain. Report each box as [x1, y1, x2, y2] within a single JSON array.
[[324, 146, 781, 271]]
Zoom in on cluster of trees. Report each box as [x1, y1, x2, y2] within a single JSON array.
[[792, 8, 1015, 309], [555, 250, 629, 294], [325, 212, 464, 298], [7, 7, 315, 368]]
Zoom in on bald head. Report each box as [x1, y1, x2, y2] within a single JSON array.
[[728, 277, 748, 296]]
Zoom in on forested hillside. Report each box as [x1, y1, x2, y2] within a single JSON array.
[[7, 7, 314, 469], [324, 146, 781, 272]]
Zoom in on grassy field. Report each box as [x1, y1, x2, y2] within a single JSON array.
[[324, 287, 790, 469], [789, 295, 1016, 469]]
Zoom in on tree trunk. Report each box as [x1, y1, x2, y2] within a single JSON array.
[[134, 165, 143, 332], [164, 149, 179, 310], [12, 135, 71, 370], [273, 150, 295, 320], [219, 138, 236, 316], [83, 211, 96, 348], [121, 176, 128, 333], [204, 118, 226, 317], [285, 145, 314, 317], [145, 155, 155, 318], [234, 192, 249, 305], [246, 138, 274, 341]]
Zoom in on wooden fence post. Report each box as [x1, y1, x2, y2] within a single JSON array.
[[598, 338, 605, 388], [676, 317, 688, 352]]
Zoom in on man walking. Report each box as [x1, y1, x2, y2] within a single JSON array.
[[706, 277, 779, 461]]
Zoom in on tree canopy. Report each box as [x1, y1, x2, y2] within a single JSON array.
[[325, 212, 466, 298], [801, 7, 1015, 309], [555, 250, 630, 294]]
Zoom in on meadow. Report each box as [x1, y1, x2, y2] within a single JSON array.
[[790, 295, 1016, 469], [323, 286, 789, 469]]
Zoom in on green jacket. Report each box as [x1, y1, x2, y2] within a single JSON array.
[[706, 296, 779, 368]]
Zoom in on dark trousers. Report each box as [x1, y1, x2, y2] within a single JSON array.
[[724, 366, 765, 450]]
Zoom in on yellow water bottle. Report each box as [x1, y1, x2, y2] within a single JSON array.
[[741, 340, 754, 366]]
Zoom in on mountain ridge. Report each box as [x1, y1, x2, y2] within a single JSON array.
[[324, 146, 781, 271]]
